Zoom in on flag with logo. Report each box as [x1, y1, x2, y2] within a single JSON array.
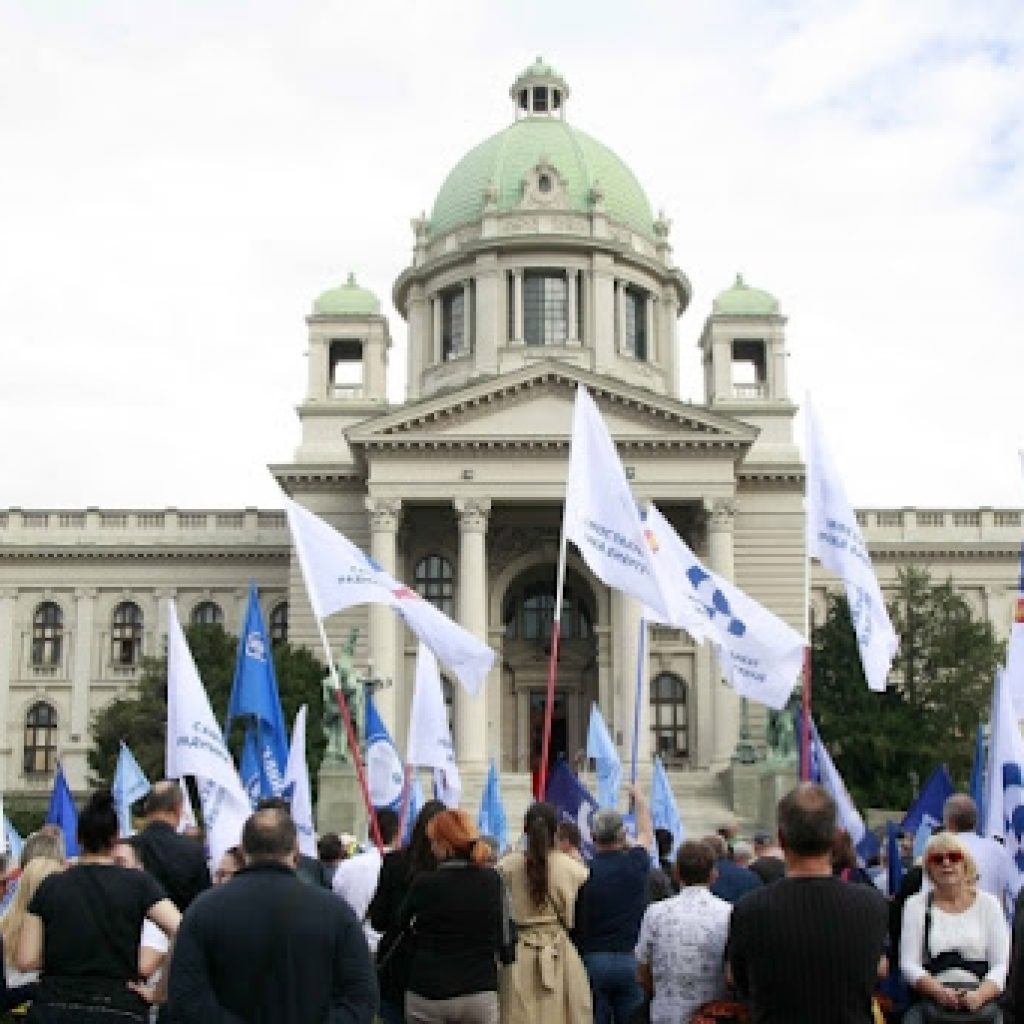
[[805, 401, 897, 692], [545, 757, 599, 856], [477, 758, 508, 854], [984, 670, 1024, 885], [586, 703, 621, 810], [45, 762, 79, 858], [282, 705, 316, 858], [563, 386, 670, 620], [366, 694, 405, 812], [407, 644, 461, 808], [901, 764, 955, 836], [225, 584, 289, 800], [112, 740, 151, 837], [646, 504, 803, 710], [286, 499, 495, 696]]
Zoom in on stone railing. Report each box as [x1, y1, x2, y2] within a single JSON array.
[[853, 508, 1023, 543]]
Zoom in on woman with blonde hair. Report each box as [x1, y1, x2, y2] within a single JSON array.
[[0, 857, 64, 1001], [900, 832, 1009, 1022]]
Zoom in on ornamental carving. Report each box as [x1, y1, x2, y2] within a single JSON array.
[[365, 497, 402, 532], [454, 498, 491, 533], [707, 498, 736, 532], [549, 214, 587, 234], [489, 526, 547, 574], [503, 216, 541, 235]]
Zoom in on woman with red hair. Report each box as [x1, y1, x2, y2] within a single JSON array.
[[399, 808, 504, 1024]]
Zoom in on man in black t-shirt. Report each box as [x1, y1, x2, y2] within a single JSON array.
[[728, 784, 887, 1024]]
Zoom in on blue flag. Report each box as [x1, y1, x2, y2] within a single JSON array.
[[111, 741, 151, 837], [970, 722, 987, 833], [225, 584, 289, 800], [586, 703, 621, 810], [365, 694, 404, 812], [238, 730, 263, 809], [886, 820, 904, 897], [901, 764, 955, 836], [477, 758, 508, 855], [650, 755, 684, 858], [545, 757, 599, 856], [45, 763, 79, 858]]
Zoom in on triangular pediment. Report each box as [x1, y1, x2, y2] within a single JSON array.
[[346, 362, 757, 454]]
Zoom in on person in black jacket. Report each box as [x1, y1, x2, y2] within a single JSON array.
[[257, 797, 330, 888], [166, 805, 377, 1023], [130, 782, 211, 912]]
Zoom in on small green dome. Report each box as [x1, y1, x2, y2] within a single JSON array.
[[429, 119, 655, 241], [313, 273, 381, 316], [511, 56, 568, 92], [712, 274, 780, 316]]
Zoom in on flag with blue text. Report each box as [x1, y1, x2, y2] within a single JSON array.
[[282, 705, 316, 858], [650, 755, 684, 857], [901, 764, 955, 836], [586, 703, 621, 810], [477, 758, 508, 854], [366, 694, 405, 812], [406, 643, 461, 808], [112, 741, 151, 837], [984, 669, 1024, 885], [806, 401, 897, 692], [286, 499, 495, 696], [646, 504, 803, 710], [225, 583, 289, 800], [45, 762, 79, 858]]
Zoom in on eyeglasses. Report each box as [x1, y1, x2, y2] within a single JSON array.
[[927, 850, 964, 867]]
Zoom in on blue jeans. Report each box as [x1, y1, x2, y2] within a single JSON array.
[[582, 951, 644, 1024]]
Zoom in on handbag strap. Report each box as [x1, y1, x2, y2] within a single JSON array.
[[923, 891, 935, 968]]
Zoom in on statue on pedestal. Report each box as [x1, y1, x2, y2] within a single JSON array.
[[322, 628, 361, 765], [766, 699, 799, 764]]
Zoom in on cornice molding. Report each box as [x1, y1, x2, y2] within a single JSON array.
[[0, 548, 289, 563]]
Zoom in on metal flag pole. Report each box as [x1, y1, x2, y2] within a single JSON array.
[[538, 527, 569, 800]]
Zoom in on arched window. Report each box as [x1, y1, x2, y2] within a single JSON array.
[[112, 601, 144, 667], [24, 701, 58, 774], [190, 601, 223, 627], [269, 602, 289, 644], [31, 602, 63, 668], [651, 673, 688, 763], [414, 555, 454, 617], [503, 583, 593, 642]]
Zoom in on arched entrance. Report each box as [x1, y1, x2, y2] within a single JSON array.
[[500, 565, 598, 776]]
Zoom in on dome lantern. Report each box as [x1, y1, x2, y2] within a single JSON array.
[[509, 56, 570, 121]]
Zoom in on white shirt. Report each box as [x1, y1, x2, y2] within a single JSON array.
[[332, 847, 383, 951], [900, 889, 1010, 990], [635, 886, 732, 1024], [957, 832, 1021, 903]]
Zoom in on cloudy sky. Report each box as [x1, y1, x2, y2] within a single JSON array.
[[1, 0, 1022, 510]]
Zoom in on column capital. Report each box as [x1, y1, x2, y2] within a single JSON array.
[[706, 497, 736, 533], [73, 587, 99, 601], [0, 588, 17, 601], [365, 497, 402, 532], [454, 498, 491, 533]]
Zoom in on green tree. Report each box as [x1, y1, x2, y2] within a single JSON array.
[[813, 565, 1003, 808], [89, 624, 327, 800]]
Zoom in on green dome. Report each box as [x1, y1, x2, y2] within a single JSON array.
[[429, 117, 655, 240], [712, 274, 780, 316], [313, 273, 381, 316]]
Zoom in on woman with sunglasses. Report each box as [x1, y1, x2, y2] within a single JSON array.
[[900, 832, 1009, 1022]]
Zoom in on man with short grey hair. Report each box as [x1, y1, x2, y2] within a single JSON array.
[[575, 785, 654, 1023]]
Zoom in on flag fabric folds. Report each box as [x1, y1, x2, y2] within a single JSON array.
[[45, 763, 79, 858], [282, 705, 316, 858], [646, 504, 804, 710], [886, 820, 904, 897], [365, 694, 405, 812], [178, 778, 197, 834], [545, 757, 599, 855], [1007, 545, 1024, 718], [984, 669, 1024, 885], [166, 601, 251, 864], [3, 816, 23, 864], [406, 644, 461, 808], [650, 755, 684, 857], [403, 772, 425, 845], [225, 583, 289, 801], [805, 401, 897, 692], [586, 703, 621, 810], [477, 758, 508, 855], [112, 740, 151, 837], [563, 386, 670, 621], [286, 498, 494, 696], [901, 764, 955, 836], [798, 710, 866, 848]]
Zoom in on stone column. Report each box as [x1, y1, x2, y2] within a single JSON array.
[[366, 498, 402, 729], [567, 270, 578, 343], [71, 589, 96, 741], [707, 498, 740, 763], [455, 498, 490, 767], [616, 281, 628, 353], [0, 590, 15, 788], [462, 280, 472, 355], [432, 297, 442, 364], [614, 589, 648, 773], [513, 271, 524, 343], [645, 295, 656, 361]]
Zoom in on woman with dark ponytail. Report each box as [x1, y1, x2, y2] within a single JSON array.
[[497, 802, 591, 1024]]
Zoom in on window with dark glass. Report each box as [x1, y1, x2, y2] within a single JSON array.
[[414, 555, 454, 617], [269, 602, 289, 644], [651, 673, 688, 762], [576, 272, 584, 339], [442, 288, 467, 360], [24, 701, 57, 774], [505, 583, 593, 641], [329, 339, 363, 395], [624, 286, 647, 360], [190, 601, 223, 627], [112, 601, 144, 667], [31, 601, 63, 667], [507, 273, 516, 340], [523, 271, 567, 346], [532, 86, 548, 112]]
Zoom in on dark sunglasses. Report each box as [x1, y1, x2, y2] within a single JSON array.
[[927, 849, 964, 866]]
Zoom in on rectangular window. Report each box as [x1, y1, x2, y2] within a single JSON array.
[[576, 272, 584, 340], [507, 273, 516, 341], [624, 286, 647, 360], [442, 288, 466, 360], [523, 271, 567, 346], [731, 339, 766, 397]]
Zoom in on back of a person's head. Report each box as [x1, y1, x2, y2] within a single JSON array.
[[943, 793, 978, 834], [376, 808, 401, 847], [655, 827, 673, 859], [778, 783, 837, 858], [144, 780, 183, 819], [701, 833, 728, 861], [556, 819, 582, 851], [79, 790, 118, 855], [21, 826, 66, 869], [407, 800, 445, 879], [317, 832, 344, 863], [732, 840, 754, 866], [676, 840, 716, 886], [831, 828, 858, 870], [242, 808, 298, 864], [524, 803, 557, 907], [427, 809, 490, 866]]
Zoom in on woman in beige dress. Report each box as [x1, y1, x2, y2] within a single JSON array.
[[496, 802, 591, 1024]]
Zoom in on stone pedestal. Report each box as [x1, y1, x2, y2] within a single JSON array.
[[316, 761, 368, 838], [726, 759, 798, 831]]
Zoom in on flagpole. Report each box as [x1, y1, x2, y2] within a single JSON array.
[[802, 390, 813, 783], [630, 616, 646, 786], [312, 616, 384, 852], [538, 528, 569, 800]]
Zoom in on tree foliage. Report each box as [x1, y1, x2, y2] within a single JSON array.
[[813, 565, 1003, 809], [89, 624, 327, 798]]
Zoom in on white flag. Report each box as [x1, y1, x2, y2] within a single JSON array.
[[564, 387, 670, 620], [166, 602, 251, 864], [984, 669, 1024, 894], [805, 402, 897, 692], [407, 644, 461, 808], [644, 505, 804, 710], [643, 508, 714, 643], [282, 705, 316, 858], [286, 499, 495, 696], [177, 779, 197, 835], [810, 718, 865, 846], [1006, 596, 1024, 719]]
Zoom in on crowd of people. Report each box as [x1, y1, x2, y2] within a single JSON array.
[[0, 779, 1022, 1022]]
